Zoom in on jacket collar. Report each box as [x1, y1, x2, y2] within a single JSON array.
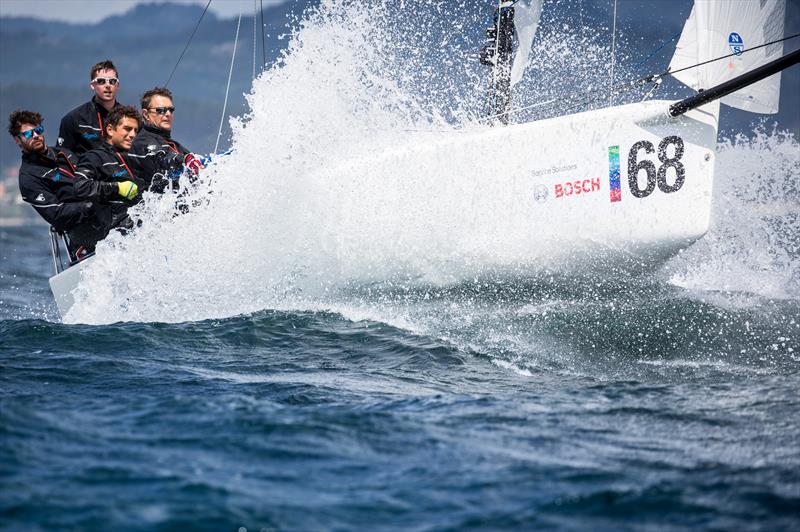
[[99, 140, 129, 156], [21, 146, 56, 164], [143, 122, 172, 140], [92, 96, 119, 116]]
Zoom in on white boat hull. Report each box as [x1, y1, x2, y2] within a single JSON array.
[[327, 98, 719, 274], [49, 255, 94, 319], [49, 99, 720, 319]]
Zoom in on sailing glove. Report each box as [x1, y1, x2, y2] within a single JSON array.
[[117, 180, 138, 200], [184, 153, 203, 176]]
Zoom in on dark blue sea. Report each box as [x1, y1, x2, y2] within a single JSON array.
[[1, 223, 799, 531]]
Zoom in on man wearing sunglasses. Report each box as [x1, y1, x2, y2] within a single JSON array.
[[57, 60, 124, 155], [128, 87, 203, 194], [10, 109, 139, 258]]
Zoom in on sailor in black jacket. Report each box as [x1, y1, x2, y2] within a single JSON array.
[[10, 109, 138, 256], [75, 106, 143, 211], [58, 60, 124, 155], [128, 87, 203, 193]]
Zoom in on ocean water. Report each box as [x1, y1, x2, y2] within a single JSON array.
[[3, 1, 800, 530]]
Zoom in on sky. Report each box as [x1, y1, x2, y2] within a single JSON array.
[[0, 0, 288, 23]]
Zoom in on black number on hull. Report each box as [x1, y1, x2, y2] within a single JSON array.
[[626, 136, 685, 198], [628, 140, 656, 198], [657, 136, 685, 193]]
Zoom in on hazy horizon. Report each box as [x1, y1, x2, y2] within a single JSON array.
[[0, 0, 289, 23]]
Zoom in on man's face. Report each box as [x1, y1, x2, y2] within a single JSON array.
[[90, 68, 120, 103], [106, 117, 139, 150], [141, 95, 174, 131], [15, 122, 46, 153]]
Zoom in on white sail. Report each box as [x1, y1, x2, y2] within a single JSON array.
[[669, 0, 786, 113], [510, 0, 543, 87]]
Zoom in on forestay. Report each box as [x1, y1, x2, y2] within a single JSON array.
[[669, 0, 786, 113]]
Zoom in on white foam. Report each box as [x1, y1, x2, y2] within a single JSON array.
[[665, 128, 799, 300]]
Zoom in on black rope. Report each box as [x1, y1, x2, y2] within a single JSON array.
[[260, 0, 267, 67], [165, 0, 213, 87]]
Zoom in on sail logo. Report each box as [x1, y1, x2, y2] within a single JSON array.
[[728, 32, 744, 55]]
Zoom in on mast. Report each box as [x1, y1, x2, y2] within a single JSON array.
[[480, 1, 516, 124]]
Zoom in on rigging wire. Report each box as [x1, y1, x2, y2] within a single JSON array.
[[485, 32, 800, 123], [578, 0, 585, 75], [165, 0, 212, 87], [260, 0, 267, 68], [609, 0, 617, 106], [215, 11, 242, 154], [253, 0, 258, 80], [633, 29, 682, 69], [491, 0, 502, 116], [665, 31, 800, 78]]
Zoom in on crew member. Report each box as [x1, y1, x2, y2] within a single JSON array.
[[74, 106, 144, 244], [10, 109, 138, 258], [58, 60, 124, 155], [76, 105, 142, 191], [128, 87, 202, 193]]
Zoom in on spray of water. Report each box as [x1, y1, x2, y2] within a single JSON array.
[[666, 127, 799, 299], [65, 0, 798, 330]]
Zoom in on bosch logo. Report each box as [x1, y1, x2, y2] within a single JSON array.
[[555, 178, 601, 199]]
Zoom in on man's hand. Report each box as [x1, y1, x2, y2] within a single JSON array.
[[117, 180, 138, 200], [184, 153, 204, 176]]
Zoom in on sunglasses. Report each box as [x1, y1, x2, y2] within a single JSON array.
[[148, 107, 175, 115], [19, 125, 44, 139], [92, 77, 119, 86]]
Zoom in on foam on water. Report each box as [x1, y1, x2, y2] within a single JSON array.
[[666, 128, 800, 299], [65, 0, 799, 330]]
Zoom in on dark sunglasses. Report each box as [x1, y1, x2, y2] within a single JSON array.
[[148, 107, 175, 115], [19, 125, 44, 139], [92, 77, 119, 86]]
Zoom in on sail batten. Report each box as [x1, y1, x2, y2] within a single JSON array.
[[668, 0, 786, 114]]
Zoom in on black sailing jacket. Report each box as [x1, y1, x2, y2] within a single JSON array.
[[76, 142, 141, 197], [58, 97, 123, 155], [128, 123, 191, 193], [17, 146, 119, 232]]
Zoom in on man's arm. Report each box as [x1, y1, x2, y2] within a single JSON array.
[[71, 172, 120, 202], [75, 151, 138, 201], [74, 151, 107, 182], [19, 173, 93, 231], [128, 142, 182, 192]]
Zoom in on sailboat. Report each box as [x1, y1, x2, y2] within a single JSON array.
[[48, 0, 798, 319]]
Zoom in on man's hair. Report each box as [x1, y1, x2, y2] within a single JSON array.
[[90, 60, 118, 80], [141, 87, 173, 110], [8, 109, 42, 138], [106, 106, 141, 129]]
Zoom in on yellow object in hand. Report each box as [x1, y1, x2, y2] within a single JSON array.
[[117, 181, 138, 200]]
